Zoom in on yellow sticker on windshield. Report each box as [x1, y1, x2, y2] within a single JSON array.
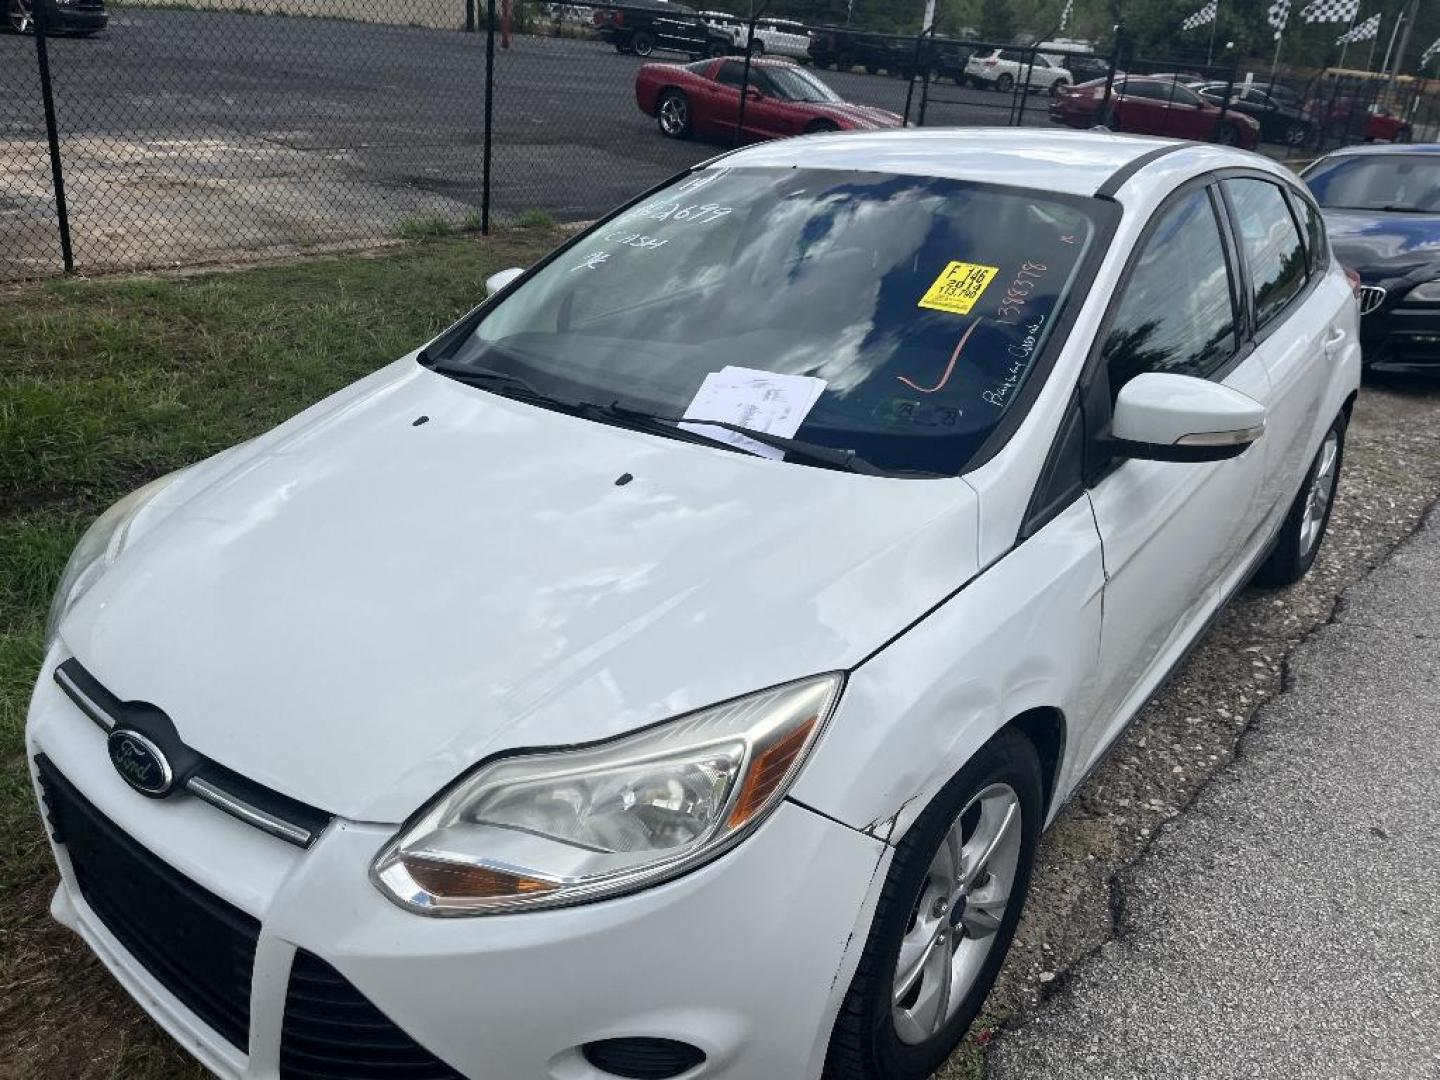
[[918, 261, 999, 316]]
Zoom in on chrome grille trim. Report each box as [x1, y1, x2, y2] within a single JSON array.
[[1359, 285, 1387, 315], [186, 777, 316, 846], [54, 665, 115, 731]]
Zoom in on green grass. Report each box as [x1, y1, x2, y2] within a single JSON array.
[[0, 228, 563, 1079]]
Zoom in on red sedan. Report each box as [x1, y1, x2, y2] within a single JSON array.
[[1051, 76, 1260, 149], [636, 57, 903, 141]]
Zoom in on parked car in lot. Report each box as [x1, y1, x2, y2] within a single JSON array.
[[807, 24, 909, 74], [593, 0, 729, 59], [5, 0, 107, 34], [32, 127, 1359, 1080], [965, 48, 1072, 94], [1194, 82, 1314, 146], [1305, 144, 1440, 373], [1311, 95, 1414, 143], [637, 56, 902, 140], [697, 11, 809, 58], [1051, 76, 1261, 149]]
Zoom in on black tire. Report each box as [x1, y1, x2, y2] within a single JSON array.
[[707, 38, 727, 58], [1049, 78, 1068, 97], [631, 30, 654, 57], [614, 41, 633, 54], [1253, 411, 1347, 589], [806, 119, 840, 133], [655, 89, 692, 139], [1284, 121, 1311, 147], [1214, 122, 1241, 146], [825, 729, 1043, 1080], [748, 38, 764, 57], [995, 73, 1014, 92], [7, 0, 34, 33]]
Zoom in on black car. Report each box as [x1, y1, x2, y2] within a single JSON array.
[[1304, 145, 1440, 374], [1196, 82, 1313, 146], [1063, 54, 1111, 84], [807, 25, 910, 75], [6, 0, 107, 34], [593, 0, 729, 59]]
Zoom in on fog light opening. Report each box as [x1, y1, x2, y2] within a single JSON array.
[[580, 1036, 706, 1079]]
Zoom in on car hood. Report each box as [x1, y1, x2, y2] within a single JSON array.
[[1323, 207, 1440, 288], [64, 359, 980, 823], [812, 102, 903, 129]]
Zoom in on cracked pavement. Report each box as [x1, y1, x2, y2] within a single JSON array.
[[986, 504, 1440, 1080]]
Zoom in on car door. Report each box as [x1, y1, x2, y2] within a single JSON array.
[[1081, 182, 1274, 763], [703, 58, 747, 136], [1113, 81, 1167, 135], [1162, 83, 1214, 139], [737, 68, 797, 140], [1220, 176, 1334, 538]]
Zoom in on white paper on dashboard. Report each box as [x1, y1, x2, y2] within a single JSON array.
[[680, 366, 827, 460]]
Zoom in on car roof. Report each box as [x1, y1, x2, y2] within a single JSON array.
[[708, 128, 1233, 198], [1318, 143, 1440, 160]]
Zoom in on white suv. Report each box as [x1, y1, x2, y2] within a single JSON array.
[[699, 10, 810, 58], [965, 47, 1072, 94]]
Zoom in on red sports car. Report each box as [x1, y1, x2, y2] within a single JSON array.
[[1050, 76, 1260, 150], [635, 57, 903, 141]]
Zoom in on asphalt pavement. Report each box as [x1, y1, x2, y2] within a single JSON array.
[[987, 506, 1440, 1080]]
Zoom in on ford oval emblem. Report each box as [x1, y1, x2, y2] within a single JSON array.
[[107, 729, 174, 797]]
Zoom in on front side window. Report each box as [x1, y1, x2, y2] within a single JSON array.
[[763, 66, 841, 103], [1303, 154, 1440, 212], [1103, 187, 1236, 399], [434, 168, 1109, 476], [1224, 178, 1308, 328], [715, 60, 746, 87]]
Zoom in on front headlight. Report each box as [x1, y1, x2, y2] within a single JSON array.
[[1403, 280, 1440, 304], [44, 472, 181, 650], [372, 673, 843, 915]]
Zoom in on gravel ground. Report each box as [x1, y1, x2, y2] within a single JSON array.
[[987, 470, 1440, 1080], [931, 374, 1440, 1077]]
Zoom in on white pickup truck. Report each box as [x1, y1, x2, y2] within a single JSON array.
[[698, 11, 811, 59]]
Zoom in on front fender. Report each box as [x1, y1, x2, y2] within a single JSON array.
[[790, 495, 1106, 842]]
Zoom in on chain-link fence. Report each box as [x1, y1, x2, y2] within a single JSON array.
[[3, 0, 1437, 279]]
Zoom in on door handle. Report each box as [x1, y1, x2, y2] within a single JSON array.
[[1325, 327, 1347, 347]]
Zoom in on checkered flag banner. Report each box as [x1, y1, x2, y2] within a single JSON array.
[[1301, 0, 1358, 24], [1181, 0, 1217, 31], [1422, 36, 1440, 64], [1335, 11, 1379, 44], [1059, 0, 1073, 31], [1267, 0, 1291, 38]]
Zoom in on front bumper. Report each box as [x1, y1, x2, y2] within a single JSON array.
[[1361, 304, 1440, 373], [27, 649, 891, 1080]]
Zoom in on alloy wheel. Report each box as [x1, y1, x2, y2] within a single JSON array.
[[658, 93, 689, 137], [1285, 122, 1310, 146], [891, 783, 1022, 1045], [1300, 430, 1339, 557], [8, 0, 33, 33]]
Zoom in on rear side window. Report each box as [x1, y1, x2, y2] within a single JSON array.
[[1102, 187, 1237, 399], [1224, 178, 1308, 329], [1290, 190, 1330, 274]]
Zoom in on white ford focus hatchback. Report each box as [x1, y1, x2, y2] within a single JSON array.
[[30, 129, 1358, 1080]]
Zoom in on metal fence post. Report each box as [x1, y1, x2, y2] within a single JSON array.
[[466, 0, 475, 33], [735, 14, 758, 147], [482, 0, 496, 232], [1215, 58, 1236, 142], [33, 0, 74, 273], [1099, 28, 1121, 127], [902, 30, 926, 125]]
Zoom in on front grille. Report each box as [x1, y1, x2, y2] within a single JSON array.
[[1359, 285, 1387, 315], [35, 755, 259, 1051], [280, 950, 464, 1079]]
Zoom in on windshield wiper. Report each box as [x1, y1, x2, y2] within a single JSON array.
[[427, 364, 586, 413], [594, 401, 889, 476]]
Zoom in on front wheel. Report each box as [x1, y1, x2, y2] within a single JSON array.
[[630, 30, 654, 57], [995, 73, 1014, 93], [1284, 121, 1311, 146], [825, 729, 1042, 1080], [1253, 413, 1346, 588], [1049, 78, 1068, 97], [7, 0, 34, 33], [656, 89, 692, 139], [1214, 121, 1241, 146]]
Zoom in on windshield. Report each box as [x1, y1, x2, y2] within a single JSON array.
[[765, 67, 842, 103], [1304, 155, 1440, 212], [433, 168, 1107, 476]]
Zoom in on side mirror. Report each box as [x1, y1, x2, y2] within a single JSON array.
[[1110, 372, 1265, 462], [485, 267, 525, 297]]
